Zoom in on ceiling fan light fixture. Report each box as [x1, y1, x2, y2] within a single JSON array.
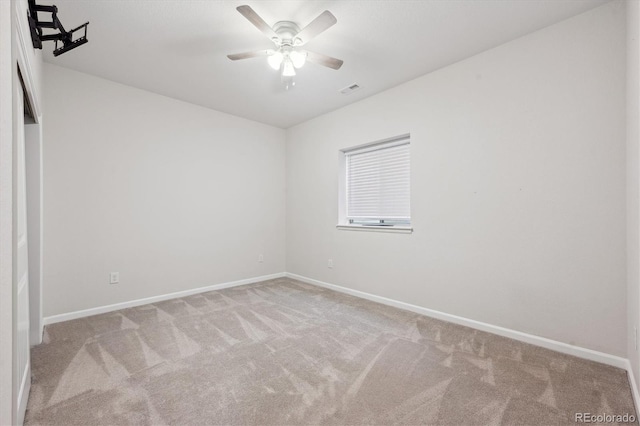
[[290, 50, 307, 69], [267, 51, 283, 70], [282, 58, 296, 77], [228, 6, 343, 89]]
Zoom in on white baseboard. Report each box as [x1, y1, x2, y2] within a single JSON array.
[[625, 360, 640, 415], [43, 272, 286, 325], [286, 272, 629, 370]]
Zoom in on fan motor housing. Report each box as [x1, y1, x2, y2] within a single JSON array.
[[273, 21, 301, 45]]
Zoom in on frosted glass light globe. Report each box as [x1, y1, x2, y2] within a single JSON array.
[[282, 59, 296, 77], [290, 50, 307, 69], [267, 51, 283, 70]]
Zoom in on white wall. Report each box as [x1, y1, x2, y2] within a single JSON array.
[[628, 0, 640, 392], [286, 1, 626, 356], [43, 64, 286, 317]]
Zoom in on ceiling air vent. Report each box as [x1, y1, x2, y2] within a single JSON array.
[[340, 83, 361, 95]]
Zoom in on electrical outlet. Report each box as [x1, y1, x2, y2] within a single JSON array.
[[258, 254, 264, 263], [110, 272, 119, 284], [328, 259, 333, 269]]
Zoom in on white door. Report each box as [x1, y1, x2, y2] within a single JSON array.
[[15, 81, 31, 425]]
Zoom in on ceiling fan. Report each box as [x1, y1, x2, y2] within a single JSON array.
[[227, 5, 344, 88]]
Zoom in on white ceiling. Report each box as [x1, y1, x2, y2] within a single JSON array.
[[42, 0, 610, 128]]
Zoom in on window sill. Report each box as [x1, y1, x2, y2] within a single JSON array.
[[336, 224, 413, 234]]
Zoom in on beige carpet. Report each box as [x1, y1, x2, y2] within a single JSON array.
[[25, 277, 637, 425]]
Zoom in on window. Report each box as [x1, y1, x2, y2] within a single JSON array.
[[338, 135, 411, 232]]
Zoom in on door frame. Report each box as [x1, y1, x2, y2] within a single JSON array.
[[14, 72, 30, 426], [10, 2, 43, 424], [0, 0, 14, 423], [15, 0, 43, 349]]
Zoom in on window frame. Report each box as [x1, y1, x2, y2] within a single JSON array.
[[337, 134, 412, 234]]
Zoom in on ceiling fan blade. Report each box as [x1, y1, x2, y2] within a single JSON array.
[[304, 50, 343, 70], [295, 11, 337, 45], [236, 5, 279, 41], [227, 50, 273, 61]]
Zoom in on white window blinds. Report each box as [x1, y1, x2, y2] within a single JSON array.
[[345, 137, 410, 222]]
